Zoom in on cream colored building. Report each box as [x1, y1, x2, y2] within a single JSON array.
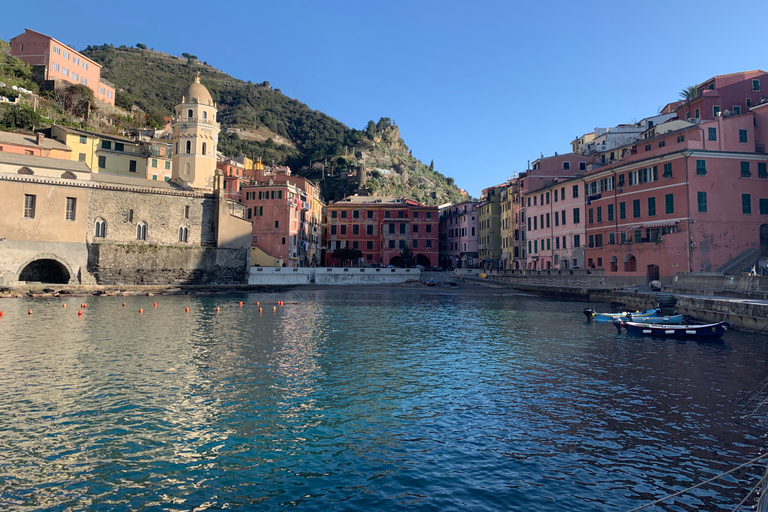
[[171, 76, 220, 189]]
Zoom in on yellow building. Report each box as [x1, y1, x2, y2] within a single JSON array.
[[50, 125, 150, 179], [171, 76, 220, 190]]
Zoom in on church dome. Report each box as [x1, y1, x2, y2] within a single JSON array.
[[182, 76, 214, 106]]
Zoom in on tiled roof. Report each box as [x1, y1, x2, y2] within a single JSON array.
[[0, 130, 71, 151]]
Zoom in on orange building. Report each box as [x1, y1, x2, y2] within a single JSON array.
[[0, 131, 72, 160], [10, 28, 115, 105]]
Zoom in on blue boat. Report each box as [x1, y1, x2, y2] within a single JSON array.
[[620, 314, 684, 325], [584, 307, 658, 322], [621, 321, 731, 339]]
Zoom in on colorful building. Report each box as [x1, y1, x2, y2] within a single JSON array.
[[0, 131, 71, 160], [478, 185, 503, 269], [439, 201, 479, 269], [675, 70, 768, 121], [240, 166, 323, 267], [10, 28, 115, 105], [581, 112, 767, 282], [325, 195, 438, 268]]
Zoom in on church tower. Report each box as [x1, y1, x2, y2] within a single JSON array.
[[171, 76, 219, 189]]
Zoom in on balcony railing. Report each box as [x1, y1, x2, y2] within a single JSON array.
[[174, 117, 220, 128]]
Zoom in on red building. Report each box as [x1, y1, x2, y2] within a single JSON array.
[[325, 195, 439, 267], [675, 70, 768, 121]]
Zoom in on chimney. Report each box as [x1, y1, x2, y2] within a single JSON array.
[[36, 132, 44, 146]]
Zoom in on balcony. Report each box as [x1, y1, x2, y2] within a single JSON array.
[[174, 117, 220, 128]]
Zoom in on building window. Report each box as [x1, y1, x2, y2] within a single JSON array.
[[354, 210, 360, 219], [82, 61, 88, 70], [677, 135, 685, 143], [695, 108, 700, 119], [741, 161, 751, 177], [367, 225, 373, 235], [185, 141, 191, 154], [129, 160, 137, 173], [54, 46, 61, 55], [202, 142, 207, 155], [367, 241, 373, 250], [561, 210, 566, 225], [152, 158, 158, 168], [759, 162, 767, 179], [399, 240, 405, 249], [165, 161, 171, 170], [713, 106, 720, 117], [573, 235, 580, 248], [331, 211, 337, 218], [588, 208, 594, 224], [426, 240, 432, 249], [187, 109, 193, 118], [607, 204, 614, 222], [65, 197, 76, 221], [696, 159, 706, 175], [647, 197, 656, 217], [739, 130, 748, 143], [95, 219, 107, 238], [753, 79, 761, 91], [708, 127, 717, 141], [760, 198, 768, 215], [330, 225, 337, 235], [136, 222, 147, 240], [563, 162, 570, 170], [72, 72, 78, 82], [633, 199, 641, 218], [79, 135, 87, 144], [658, 141, 665, 148], [572, 208, 580, 224], [98, 155, 106, 168], [341, 210, 347, 219], [734, 106, 741, 115], [62, 67, 69, 77], [63, 51, 69, 60], [52, 62, 59, 72], [645, 144, 651, 151], [101, 140, 112, 150], [78, 153, 86, 162], [275, 220, 279, 228], [366, 210, 373, 219], [23, 194, 35, 218], [743, 194, 752, 214], [663, 162, 672, 178], [697, 192, 707, 212], [619, 202, 626, 220], [353, 225, 359, 235], [665, 193, 674, 214], [572, 185, 579, 198], [747, 98, 752, 107], [179, 226, 188, 242]]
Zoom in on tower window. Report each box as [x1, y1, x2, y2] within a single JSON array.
[[187, 109, 193, 118], [202, 111, 208, 120], [202, 142, 207, 155], [186, 140, 191, 154]]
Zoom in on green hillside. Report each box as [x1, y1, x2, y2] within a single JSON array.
[[81, 44, 468, 204]]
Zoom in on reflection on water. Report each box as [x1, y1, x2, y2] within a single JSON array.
[[0, 288, 767, 511]]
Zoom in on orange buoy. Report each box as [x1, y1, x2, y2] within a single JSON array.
[[139, 308, 143, 314], [63, 304, 67, 308], [28, 310, 32, 315], [272, 306, 276, 311], [216, 307, 220, 312], [122, 302, 126, 307], [185, 307, 189, 313], [239, 301, 243, 307], [153, 302, 157, 308], [258, 307, 262, 313], [256, 301, 260, 306], [78, 310, 83, 316], [83, 304, 88, 308], [0, 311, 3, 317]]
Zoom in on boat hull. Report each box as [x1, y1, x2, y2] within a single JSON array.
[[585, 308, 658, 322], [623, 321, 731, 338]]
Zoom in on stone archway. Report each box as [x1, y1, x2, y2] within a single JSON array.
[[415, 254, 431, 268], [624, 253, 637, 272], [16, 254, 77, 284], [389, 256, 405, 268]]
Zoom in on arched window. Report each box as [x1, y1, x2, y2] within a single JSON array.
[[185, 140, 191, 154], [175, 142, 179, 154], [202, 111, 208, 120], [187, 109, 193, 118], [136, 222, 147, 240], [95, 219, 107, 238], [202, 142, 207, 155], [179, 226, 189, 243]]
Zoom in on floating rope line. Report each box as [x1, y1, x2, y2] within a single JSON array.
[[624, 451, 768, 512], [730, 470, 768, 512]]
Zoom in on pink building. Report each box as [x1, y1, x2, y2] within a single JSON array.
[[675, 70, 767, 121], [524, 176, 586, 270], [10, 28, 115, 105], [439, 201, 479, 269], [0, 131, 72, 160], [582, 112, 768, 282]]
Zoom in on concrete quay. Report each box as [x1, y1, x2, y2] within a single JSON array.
[[456, 269, 768, 333]]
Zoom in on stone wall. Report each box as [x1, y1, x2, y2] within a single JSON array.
[[87, 188, 215, 247], [88, 244, 247, 285], [248, 267, 420, 285]]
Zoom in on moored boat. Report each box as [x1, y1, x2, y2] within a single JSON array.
[[622, 314, 684, 325], [584, 307, 658, 322], [620, 321, 731, 338]]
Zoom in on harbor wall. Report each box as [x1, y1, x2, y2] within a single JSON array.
[[248, 267, 421, 286]]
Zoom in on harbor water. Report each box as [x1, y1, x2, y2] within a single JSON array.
[[1, 287, 767, 511]]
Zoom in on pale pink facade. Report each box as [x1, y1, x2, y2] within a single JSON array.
[[439, 201, 479, 269], [675, 70, 768, 122], [10, 29, 115, 105], [582, 112, 768, 281], [524, 177, 586, 270]]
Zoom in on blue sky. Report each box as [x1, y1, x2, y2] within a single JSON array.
[[1, 1, 764, 197]]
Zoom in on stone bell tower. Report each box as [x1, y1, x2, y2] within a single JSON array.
[[171, 75, 220, 189]]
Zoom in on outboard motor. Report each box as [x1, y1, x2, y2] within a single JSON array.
[[613, 318, 624, 334], [584, 308, 595, 321]]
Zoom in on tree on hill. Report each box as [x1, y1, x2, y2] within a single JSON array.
[[136, 43, 147, 50]]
